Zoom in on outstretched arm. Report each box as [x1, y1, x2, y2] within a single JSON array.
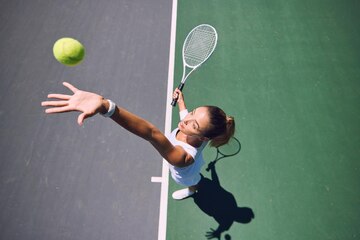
[[41, 82, 194, 167], [108, 105, 193, 167]]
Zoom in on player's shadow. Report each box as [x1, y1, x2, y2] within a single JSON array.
[[191, 144, 254, 239]]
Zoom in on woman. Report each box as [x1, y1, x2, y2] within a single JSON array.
[[41, 82, 235, 200]]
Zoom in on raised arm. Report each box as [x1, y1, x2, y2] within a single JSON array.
[[108, 106, 194, 167], [41, 82, 194, 167]]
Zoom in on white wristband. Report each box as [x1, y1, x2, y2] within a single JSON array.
[[101, 99, 116, 118], [179, 109, 189, 120]]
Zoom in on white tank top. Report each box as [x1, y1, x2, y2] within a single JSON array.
[[166, 109, 207, 186]]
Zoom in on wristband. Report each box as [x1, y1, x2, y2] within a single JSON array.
[[101, 99, 116, 118], [179, 109, 189, 120]]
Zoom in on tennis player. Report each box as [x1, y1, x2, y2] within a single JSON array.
[[41, 82, 235, 200]]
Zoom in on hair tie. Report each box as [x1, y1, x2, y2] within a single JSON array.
[[226, 116, 234, 124]]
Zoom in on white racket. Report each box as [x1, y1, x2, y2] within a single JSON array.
[[171, 24, 218, 106]]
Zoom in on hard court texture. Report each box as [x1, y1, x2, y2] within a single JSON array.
[[0, 1, 171, 240], [167, 0, 360, 240]]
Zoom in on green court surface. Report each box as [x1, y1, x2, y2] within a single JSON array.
[[167, 0, 360, 239]]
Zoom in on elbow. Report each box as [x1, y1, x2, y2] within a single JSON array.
[[166, 151, 192, 168], [172, 161, 188, 168], [145, 127, 189, 168]]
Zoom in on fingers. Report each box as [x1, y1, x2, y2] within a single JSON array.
[[44, 106, 71, 114], [42, 88, 72, 113], [46, 93, 71, 100], [173, 88, 182, 97], [63, 82, 79, 93], [41, 100, 68, 107], [173, 88, 184, 103], [44, 82, 78, 99], [77, 113, 87, 126], [173, 91, 179, 99], [77, 112, 93, 126]]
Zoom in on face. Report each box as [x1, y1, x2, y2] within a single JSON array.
[[178, 107, 211, 138]]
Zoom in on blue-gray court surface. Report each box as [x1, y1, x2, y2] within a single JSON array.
[[0, 1, 170, 239], [1, 1, 359, 240]]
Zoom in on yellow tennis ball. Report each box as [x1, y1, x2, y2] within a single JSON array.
[[53, 38, 85, 66]]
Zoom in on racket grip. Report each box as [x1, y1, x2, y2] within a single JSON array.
[[171, 83, 185, 107], [171, 99, 178, 107]]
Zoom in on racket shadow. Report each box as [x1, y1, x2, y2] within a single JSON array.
[[191, 137, 254, 240], [206, 137, 242, 172]]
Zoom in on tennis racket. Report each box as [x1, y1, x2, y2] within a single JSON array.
[[206, 137, 241, 171], [171, 24, 218, 106]]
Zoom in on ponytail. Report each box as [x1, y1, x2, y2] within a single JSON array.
[[210, 116, 235, 147], [203, 106, 236, 148]]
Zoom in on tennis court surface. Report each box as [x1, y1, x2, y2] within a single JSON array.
[[1, 1, 359, 240]]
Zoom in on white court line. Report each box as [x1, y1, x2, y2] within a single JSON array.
[[151, 176, 162, 183], [155, 1, 178, 240]]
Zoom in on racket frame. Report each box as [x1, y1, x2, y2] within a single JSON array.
[[171, 24, 218, 106]]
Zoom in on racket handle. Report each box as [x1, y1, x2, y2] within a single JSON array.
[[206, 160, 217, 171], [171, 83, 185, 107]]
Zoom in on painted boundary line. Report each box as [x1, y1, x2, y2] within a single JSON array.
[[155, 0, 178, 240]]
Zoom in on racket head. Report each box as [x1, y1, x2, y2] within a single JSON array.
[[217, 137, 241, 157], [182, 24, 218, 69]]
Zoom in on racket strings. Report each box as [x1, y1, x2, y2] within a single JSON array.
[[185, 32, 216, 64], [184, 26, 217, 67]]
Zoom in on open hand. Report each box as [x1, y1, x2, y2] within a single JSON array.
[[41, 82, 107, 126], [205, 228, 221, 239]]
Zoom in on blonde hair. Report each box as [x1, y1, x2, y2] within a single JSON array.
[[203, 106, 235, 148]]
